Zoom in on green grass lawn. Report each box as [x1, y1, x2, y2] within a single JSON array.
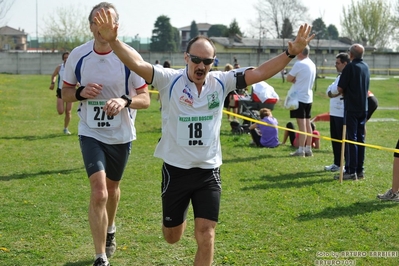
[[0, 74, 398, 266]]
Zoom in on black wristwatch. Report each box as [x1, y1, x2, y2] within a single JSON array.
[[285, 49, 296, 58], [121, 95, 132, 108]]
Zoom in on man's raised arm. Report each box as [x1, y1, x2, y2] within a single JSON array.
[[94, 8, 153, 83]]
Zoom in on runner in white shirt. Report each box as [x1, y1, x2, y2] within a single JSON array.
[[49, 52, 73, 135], [61, 3, 150, 266], [94, 8, 314, 265]]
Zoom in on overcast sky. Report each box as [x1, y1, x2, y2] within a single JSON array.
[[5, 0, 348, 39]]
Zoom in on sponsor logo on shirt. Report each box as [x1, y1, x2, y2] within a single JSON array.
[[179, 86, 194, 106], [207, 92, 220, 109]]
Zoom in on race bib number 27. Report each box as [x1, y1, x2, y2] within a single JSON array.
[[86, 99, 122, 128]]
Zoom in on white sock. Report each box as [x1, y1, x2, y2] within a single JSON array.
[[305, 145, 311, 152], [107, 224, 116, 234], [298, 146, 304, 152], [95, 253, 107, 261]]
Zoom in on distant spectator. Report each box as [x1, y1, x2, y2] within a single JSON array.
[[248, 108, 279, 148], [332, 43, 370, 180], [163, 60, 171, 68], [224, 64, 233, 71], [282, 122, 320, 149], [324, 52, 349, 172], [286, 45, 316, 157], [223, 64, 235, 121], [213, 56, 219, 70], [225, 63, 241, 121]]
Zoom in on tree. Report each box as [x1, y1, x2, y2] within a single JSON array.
[[0, 0, 14, 25], [311, 18, 328, 39], [256, 0, 309, 38], [280, 18, 293, 39], [228, 19, 242, 37], [41, 5, 92, 51], [342, 0, 395, 49], [150, 15, 177, 52], [172, 27, 180, 50], [207, 24, 228, 37], [190, 20, 199, 39], [392, 0, 399, 50], [327, 25, 339, 40]]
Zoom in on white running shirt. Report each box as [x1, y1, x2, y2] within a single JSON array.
[[326, 74, 344, 118], [152, 66, 239, 169], [288, 57, 316, 104], [63, 40, 146, 144], [57, 63, 65, 89]]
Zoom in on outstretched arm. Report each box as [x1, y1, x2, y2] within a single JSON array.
[[245, 24, 314, 85], [94, 8, 153, 83]]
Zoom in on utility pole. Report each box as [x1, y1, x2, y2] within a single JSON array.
[[36, 0, 39, 49], [313, 31, 323, 92]]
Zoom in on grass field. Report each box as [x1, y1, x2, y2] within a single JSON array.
[[0, 73, 398, 266]]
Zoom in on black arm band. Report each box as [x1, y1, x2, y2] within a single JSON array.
[[235, 71, 247, 89], [75, 86, 87, 101]]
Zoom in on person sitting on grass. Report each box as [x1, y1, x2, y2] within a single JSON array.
[[248, 108, 279, 148], [282, 121, 320, 151]]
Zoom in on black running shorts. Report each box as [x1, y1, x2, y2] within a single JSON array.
[[290, 102, 312, 119], [161, 163, 222, 227], [79, 135, 131, 181]]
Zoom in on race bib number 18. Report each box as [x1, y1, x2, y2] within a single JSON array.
[[86, 99, 122, 128], [177, 115, 214, 146]]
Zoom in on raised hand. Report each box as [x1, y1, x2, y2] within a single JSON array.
[[94, 8, 118, 42], [287, 24, 315, 56]]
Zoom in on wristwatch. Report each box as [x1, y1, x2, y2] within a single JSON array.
[[121, 95, 132, 108], [285, 49, 296, 58]]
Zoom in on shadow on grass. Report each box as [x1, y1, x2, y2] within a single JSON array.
[[0, 133, 70, 141], [0, 168, 83, 181], [64, 260, 93, 266], [223, 155, 276, 164], [240, 170, 332, 190], [297, 200, 398, 221]]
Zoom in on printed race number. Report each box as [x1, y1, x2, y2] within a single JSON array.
[[177, 115, 214, 146], [86, 99, 122, 128]]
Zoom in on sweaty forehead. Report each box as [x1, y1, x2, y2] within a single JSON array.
[[189, 39, 215, 57]]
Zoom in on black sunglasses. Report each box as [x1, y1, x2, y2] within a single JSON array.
[[187, 53, 214, 65]]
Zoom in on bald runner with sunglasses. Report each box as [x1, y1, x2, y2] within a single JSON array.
[[94, 8, 314, 266]]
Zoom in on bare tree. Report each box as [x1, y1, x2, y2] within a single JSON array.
[[391, 0, 399, 50], [0, 0, 15, 25], [342, 0, 394, 49], [255, 0, 309, 38], [41, 5, 92, 51]]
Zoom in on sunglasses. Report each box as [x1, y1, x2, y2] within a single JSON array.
[[187, 53, 214, 65]]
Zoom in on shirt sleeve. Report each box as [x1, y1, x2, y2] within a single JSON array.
[[328, 75, 340, 95]]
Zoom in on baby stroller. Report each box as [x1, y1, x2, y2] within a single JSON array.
[[229, 89, 257, 135], [230, 81, 279, 135]]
